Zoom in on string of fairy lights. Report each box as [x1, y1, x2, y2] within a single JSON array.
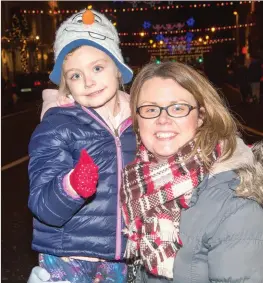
[[121, 37, 235, 47], [119, 23, 255, 36], [2, 0, 256, 70], [19, 1, 252, 15]]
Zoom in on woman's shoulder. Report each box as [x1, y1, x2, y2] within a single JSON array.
[[207, 137, 263, 207], [193, 168, 262, 235], [198, 171, 263, 241]]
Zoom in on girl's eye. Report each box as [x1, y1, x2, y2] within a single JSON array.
[[70, 73, 82, 80], [93, 66, 103, 73]]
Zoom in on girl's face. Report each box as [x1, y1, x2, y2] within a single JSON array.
[[137, 77, 204, 162], [63, 45, 120, 110]]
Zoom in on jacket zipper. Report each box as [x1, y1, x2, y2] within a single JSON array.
[[115, 136, 122, 260], [81, 106, 132, 260]]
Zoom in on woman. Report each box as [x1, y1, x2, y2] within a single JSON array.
[[121, 61, 263, 282]]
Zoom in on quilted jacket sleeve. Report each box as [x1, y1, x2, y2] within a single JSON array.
[[28, 118, 86, 227], [207, 199, 263, 282]]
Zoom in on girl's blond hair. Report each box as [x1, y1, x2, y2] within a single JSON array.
[[130, 61, 240, 168]]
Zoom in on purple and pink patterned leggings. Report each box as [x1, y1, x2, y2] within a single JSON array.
[[39, 253, 127, 283]]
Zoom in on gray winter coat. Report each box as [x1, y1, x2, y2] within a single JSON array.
[[136, 138, 263, 283]]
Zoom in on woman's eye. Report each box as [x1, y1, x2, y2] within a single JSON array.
[[173, 105, 185, 112], [146, 107, 158, 113], [93, 66, 103, 73], [175, 106, 183, 110]]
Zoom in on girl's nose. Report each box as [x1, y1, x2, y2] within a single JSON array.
[[84, 74, 95, 89]]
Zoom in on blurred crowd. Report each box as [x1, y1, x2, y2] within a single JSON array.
[[227, 55, 262, 104]]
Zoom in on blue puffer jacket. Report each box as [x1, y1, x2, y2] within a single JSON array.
[[28, 103, 136, 260]]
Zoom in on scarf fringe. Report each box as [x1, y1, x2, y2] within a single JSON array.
[[154, 258, 174, 279]]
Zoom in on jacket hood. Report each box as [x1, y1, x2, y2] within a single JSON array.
[[211, 137, 263, 205]]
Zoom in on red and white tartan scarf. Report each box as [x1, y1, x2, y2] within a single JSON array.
[[121, 140, 221, 279]]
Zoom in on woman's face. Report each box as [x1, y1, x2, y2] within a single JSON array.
[[137, 77, 204, 162]]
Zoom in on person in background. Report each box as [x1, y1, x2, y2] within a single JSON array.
[[27, 8, 136, 283], [121, 61, 263, 282], [234, 56, 251, 103], [248, 55, 262, 103]]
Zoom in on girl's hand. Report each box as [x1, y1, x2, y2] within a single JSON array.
[[69, 150, 99, 198], [27, 266, 70, 283]]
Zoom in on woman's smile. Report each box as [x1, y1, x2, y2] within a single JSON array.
[[154, 131, 177, 140]]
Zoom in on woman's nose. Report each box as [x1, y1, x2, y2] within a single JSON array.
[[156, 109, 171, 124]]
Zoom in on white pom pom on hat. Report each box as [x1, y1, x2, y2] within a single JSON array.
[[49, 9, 133, 85]]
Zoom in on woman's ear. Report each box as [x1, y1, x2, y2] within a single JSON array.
[[197, 107, 205, 128]]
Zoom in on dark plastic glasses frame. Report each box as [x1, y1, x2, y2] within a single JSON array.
[[136, 103, 199, 119]]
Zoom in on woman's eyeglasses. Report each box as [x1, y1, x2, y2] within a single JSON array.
[[136, 103, 198, 119]]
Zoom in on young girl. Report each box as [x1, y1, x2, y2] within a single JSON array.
[[28, 9, 136, 283]]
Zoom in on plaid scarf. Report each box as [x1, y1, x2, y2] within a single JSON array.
[[121, 140, 221, 279]]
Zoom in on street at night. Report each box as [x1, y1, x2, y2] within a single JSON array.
[[1, 1, 263, 282]]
